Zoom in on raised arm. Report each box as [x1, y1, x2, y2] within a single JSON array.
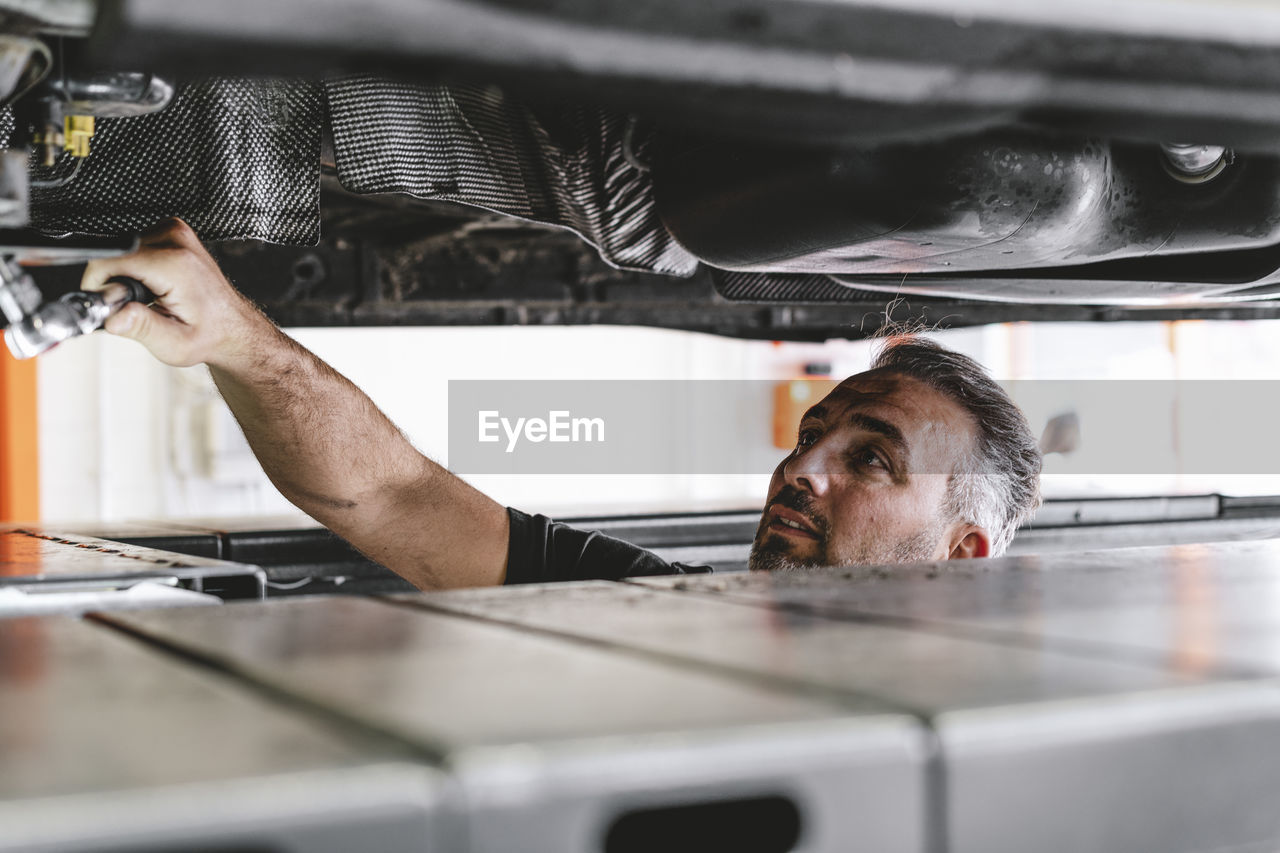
[[81, 220, 509, 590]]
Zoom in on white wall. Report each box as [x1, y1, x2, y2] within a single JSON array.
[[38, 333, 293, 524]]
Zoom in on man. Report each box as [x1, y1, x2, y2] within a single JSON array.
[[81, 220, 1042, 589]]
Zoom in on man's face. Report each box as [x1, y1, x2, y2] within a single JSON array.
[[750, 370, 978, 571]]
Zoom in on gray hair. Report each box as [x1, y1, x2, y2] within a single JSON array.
[[870, 336, 1041, 556]]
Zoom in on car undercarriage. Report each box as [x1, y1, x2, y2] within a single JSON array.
[[5, 0, 1280, 341]]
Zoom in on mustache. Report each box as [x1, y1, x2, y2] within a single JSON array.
[[767, 486, 830, 538]]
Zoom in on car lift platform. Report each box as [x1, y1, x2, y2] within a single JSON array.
[[4, 536, 1280, 852]]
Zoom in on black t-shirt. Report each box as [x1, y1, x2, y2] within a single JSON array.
[[504, 507, 713, 585]]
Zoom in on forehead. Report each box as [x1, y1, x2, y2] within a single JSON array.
[[811, 370, 977, 467]]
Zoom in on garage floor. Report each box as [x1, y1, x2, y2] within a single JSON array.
[[4, 533, 1280, 851]]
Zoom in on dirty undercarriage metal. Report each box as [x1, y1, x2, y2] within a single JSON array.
[[33, 217, 1271, 341], [13, 75, 1280, 318], [8, 2, 1280, 326]]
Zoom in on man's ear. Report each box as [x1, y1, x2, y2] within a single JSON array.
[[947, 526, 991, 560]]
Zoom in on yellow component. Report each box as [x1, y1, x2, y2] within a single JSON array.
[[62, 115, 94, 158]]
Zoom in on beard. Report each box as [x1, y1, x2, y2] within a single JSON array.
[[748, 486, 829, 572], [747, 546, 812, 573], [748, 486, 945, 572], [749, 526, 823, 573]]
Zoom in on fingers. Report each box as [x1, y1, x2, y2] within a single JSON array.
[[81, 248, 187, 296], [81, 219, 203, 294], [138, 218, 200, 249], [103, 301, 199, 366], [80, 217, 268, 369], [101, 301, 145, 336]]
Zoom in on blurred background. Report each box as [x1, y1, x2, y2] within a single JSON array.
[[35, 318, 1280, 524]]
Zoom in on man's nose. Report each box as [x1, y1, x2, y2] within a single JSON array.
[[784, 440, 833, 496]]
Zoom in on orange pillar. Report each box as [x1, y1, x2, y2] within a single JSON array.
[[0, 348, 38, 522]]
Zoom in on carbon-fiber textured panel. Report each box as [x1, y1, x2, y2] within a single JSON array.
[[325, 75, 699, 276], [10, 78, 323, 244], [715, 270, 867, 301]]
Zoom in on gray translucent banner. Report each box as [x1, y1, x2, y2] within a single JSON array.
[[447, 380, 1280, 476]]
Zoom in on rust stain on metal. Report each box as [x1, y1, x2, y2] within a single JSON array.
[[9, 530, 197, 567]]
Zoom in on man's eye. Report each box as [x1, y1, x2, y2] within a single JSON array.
[[853, 448, 888, 470], [796, 428, 819, 448]]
